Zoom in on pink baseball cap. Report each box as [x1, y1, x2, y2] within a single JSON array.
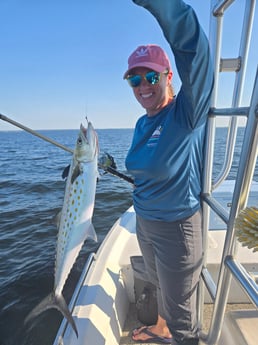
[[123, 44, 171, 78]]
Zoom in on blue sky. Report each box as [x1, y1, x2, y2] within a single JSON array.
[[1, 0, 257, 130]]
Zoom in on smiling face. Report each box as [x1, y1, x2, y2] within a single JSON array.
[[130, 67, 173, 116]]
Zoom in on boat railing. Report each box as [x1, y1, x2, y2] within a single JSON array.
[[211, 0, 256, 190], [200, 0, 258, 344]]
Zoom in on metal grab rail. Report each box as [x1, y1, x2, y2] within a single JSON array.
[[201, 69, 258, 345], [213, 0, 235, 15], [225, 256, 258, 307], [200, 0, 258, 344], [209, 106, 249, 117], [202, 195, 230, 225], [212, 0, 256, 189]]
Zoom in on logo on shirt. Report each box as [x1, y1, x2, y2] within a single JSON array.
[[147, 125, 163, 147]]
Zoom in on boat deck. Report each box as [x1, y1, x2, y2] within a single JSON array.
[[120, 303, 255, 345]]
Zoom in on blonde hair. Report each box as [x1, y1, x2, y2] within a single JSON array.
[[168, 84, 174, 98], [164, 69, 174, 99]]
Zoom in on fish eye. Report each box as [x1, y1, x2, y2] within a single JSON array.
[[77, 137, 83, 145]]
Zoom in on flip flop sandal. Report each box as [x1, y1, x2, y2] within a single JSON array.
[[132, 326, 153, 336], [132, 326, 172, 344]]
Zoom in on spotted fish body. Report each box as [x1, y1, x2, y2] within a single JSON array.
[[55, 122, 98, 296], [25, 121, 98, 337]]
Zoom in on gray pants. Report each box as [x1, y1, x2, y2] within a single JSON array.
[[136, 210, 203, 343]]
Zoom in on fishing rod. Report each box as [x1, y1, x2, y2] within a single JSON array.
[[0, 113, 73, 154], [0, 113, 134, 185]]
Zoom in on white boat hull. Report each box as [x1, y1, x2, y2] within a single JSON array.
[[54, 195, 258, 345]]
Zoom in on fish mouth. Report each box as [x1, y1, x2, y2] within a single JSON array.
[[78, 121, 99, 158], [80, 124, 87, 138]]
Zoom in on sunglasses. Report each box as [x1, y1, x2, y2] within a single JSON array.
[[126, 70, 167, 88]]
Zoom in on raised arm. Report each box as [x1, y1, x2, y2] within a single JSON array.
[[133, 0, 214, 128]]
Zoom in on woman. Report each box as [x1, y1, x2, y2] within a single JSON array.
[[124, 1, 213, 345]]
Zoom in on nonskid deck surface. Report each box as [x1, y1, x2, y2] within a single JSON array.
[[119, 303, 255, 345]]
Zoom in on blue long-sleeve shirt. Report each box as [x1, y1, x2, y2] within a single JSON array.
[[125, 0, 214, 221]]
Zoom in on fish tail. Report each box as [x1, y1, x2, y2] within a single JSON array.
[[24, 291, 78, 338]]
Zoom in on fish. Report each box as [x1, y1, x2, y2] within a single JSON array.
[[25, 120, 99, 337]]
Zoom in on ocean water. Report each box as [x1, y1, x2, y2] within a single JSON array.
[[0, 126, 255, 344]]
